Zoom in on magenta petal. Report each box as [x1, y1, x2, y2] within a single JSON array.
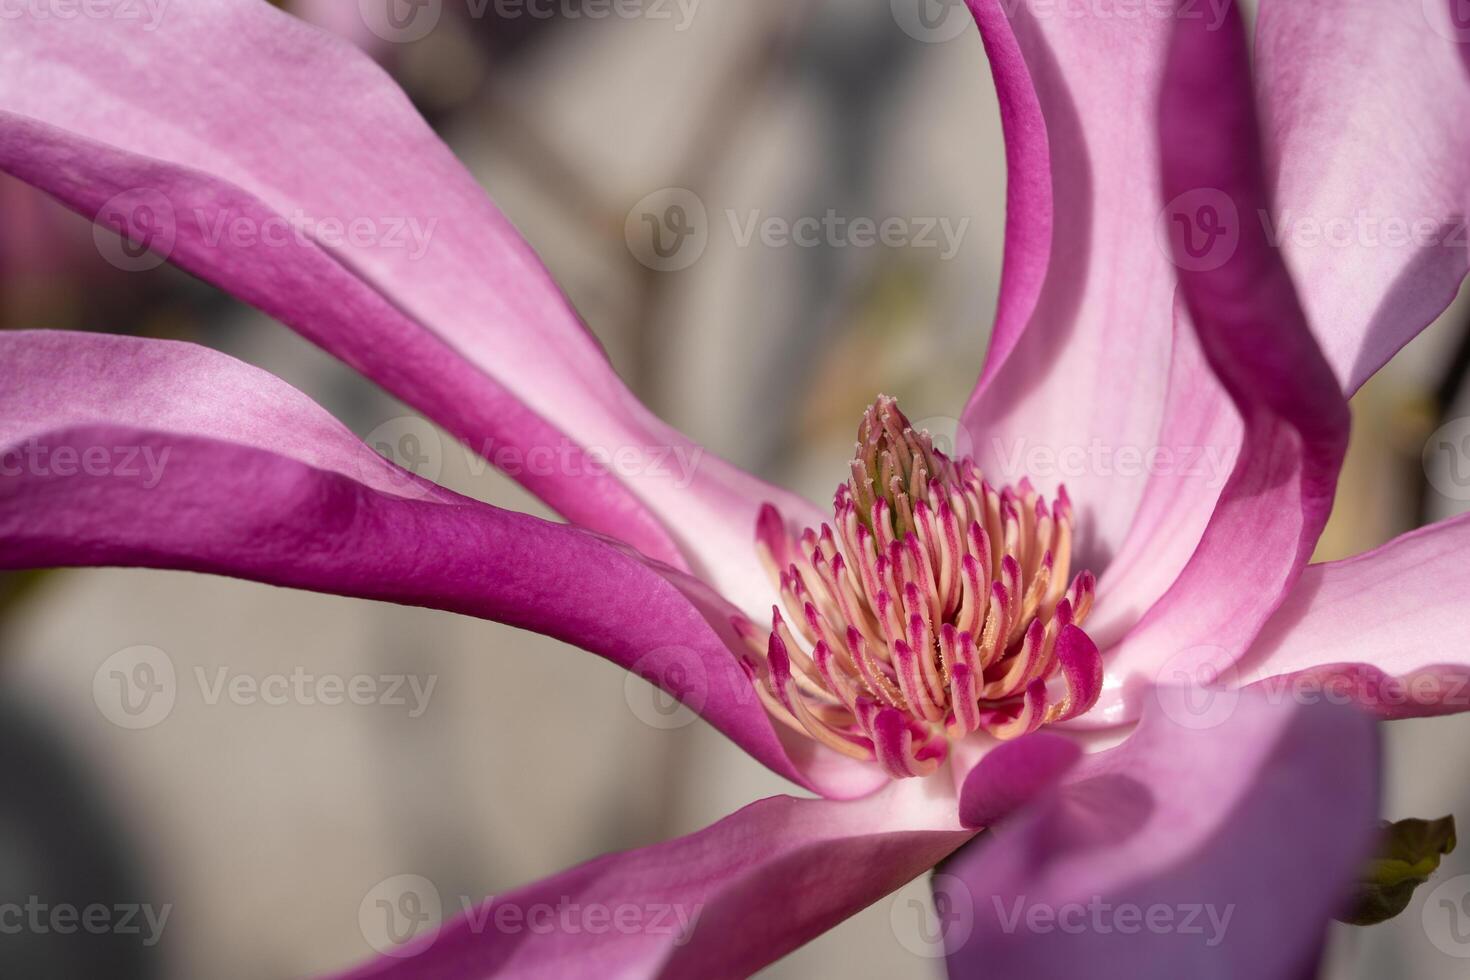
[[330, 779, 971, 980], [942, 688, 1379, 979], [959, 0, 1204, 562], [1235, 512, 1470, 719], [1257, 0, 1470, 393], [957, 732, 1081, 829], [0, 1, 822, 612], [1085, 6, 1351, 724], [0, 331, 879, 798]]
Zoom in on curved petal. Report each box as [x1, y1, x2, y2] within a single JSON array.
[[1083, 3, 1351, 724], [959, 0, 1199, 563], [1257, 0, 1470, 393], [1234, 511, 1470, 719], [0, 0, 821, 613], [942, 687, 1380, 979], [0, 330, 878, 798], [1082, 307, 1239, 647], [956, 732, 1081, 829], [329, 778, 972, 980]]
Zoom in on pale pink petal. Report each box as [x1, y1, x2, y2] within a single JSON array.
[[1257, 0, 1470, 393], [0, 0, 820, 614], [0, 330, 878, 797], [945, 687, 1379, 978], [1234, 512, 1470, 718], [330, 778, 971, 979], [1082, 5, 1350, 724], [960, 0, 1205, 564]]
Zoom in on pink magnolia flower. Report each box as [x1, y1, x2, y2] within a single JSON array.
[[1, 0, 1468, 976]]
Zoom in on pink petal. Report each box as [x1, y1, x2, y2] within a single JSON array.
[[960, 0, 1202, 563], [1081, 301, 1238, 648], [943, 687, 1379, 978], [957, 732, 1081, 829], [1083, 5, 1350, 724], [1234, 512, 1470, 719], [330, 778, 971, 979], [0, 330, 877, 798], [0, 0, 821, 613], [1257, 0, 1470, 393]]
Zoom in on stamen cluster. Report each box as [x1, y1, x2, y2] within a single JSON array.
[[737, 396, 1102, 779]]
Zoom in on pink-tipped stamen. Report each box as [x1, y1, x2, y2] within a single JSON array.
[[737, 395, 1103, 777]]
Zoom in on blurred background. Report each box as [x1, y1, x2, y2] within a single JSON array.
[[1, 1, 1468, 977]]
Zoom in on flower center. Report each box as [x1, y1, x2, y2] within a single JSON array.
[[737, 395, 1102, 779]]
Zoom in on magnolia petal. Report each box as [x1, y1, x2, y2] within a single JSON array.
[[330, 778, 971, 979], [1257, 0, 1470, 393], [942, 687, 1380, 979], [1083, 4, 1350, 724], [0, 0, 821, 614], [1233, 512, 1470, 719], [0, 331, 879, 798], [959, 0, 1189, 563], [956, 731, 1081, 829]]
